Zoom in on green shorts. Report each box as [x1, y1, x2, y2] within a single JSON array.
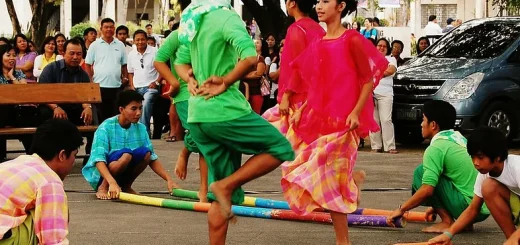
[[412, 164, 489, 222], [189, 112, 295, 204], [175, 100, 199, 153], [510, 191, 520, 225], [0, 210, 38, 245]]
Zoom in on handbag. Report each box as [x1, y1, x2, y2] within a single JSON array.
[[260, 75, 271, 96]]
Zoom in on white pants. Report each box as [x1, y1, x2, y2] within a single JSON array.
[[370, 94, 396, 151]]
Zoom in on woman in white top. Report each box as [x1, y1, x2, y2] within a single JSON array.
[[370, 38, 398, 154], [33, 36, 63, 80]]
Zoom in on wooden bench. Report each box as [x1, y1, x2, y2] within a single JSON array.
[[0, 83, 101, 157]]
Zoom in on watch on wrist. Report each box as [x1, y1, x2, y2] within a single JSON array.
[[154, 81, 160, 86]]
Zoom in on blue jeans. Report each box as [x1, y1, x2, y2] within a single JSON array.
[[135, 87, 159, 135]]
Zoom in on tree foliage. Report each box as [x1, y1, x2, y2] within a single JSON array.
[[492, 0, 520, 16]]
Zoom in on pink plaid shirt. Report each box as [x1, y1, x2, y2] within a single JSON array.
[[0, 155, 69, 244]]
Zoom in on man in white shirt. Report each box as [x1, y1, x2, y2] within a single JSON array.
[[429, 127, 520, 245], [424, 15, 443, 43], [127, 30, 161, 135]]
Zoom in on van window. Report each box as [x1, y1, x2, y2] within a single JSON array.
[[425, 21, 520, 59]]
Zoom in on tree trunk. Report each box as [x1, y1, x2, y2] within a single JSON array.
[[28, 0, 60, 46], [5, 0, 22, 35], [138, 0, 150, 24]]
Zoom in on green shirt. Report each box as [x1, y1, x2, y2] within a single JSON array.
[[155, 30, 190, 103], [422, 138, 478, 205], [175, 9, 256, 123]]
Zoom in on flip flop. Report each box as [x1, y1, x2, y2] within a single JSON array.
[[166, 136, 177, 142]]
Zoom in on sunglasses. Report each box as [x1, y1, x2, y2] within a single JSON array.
[[140, 58, 144, 69]]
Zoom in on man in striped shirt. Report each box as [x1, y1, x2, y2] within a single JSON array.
[[82, 90, 178, 200], [0, 119, 84, 245]]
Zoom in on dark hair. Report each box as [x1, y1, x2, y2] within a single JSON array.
[[83, 27, 97, 37], [342, 22, 351, 29], [39, 36, 57, 55], [116, 25, 129, 35], [147, 36, 157, 45], [133, 29, 147, 39], [261, 33, 279, 59], [391, 40, 404, 53], [364, 17, 373, 23], [290, 0, 315, 14], [467, 127, 508, 162], [423, 100, 456, 131], [54, 33, 67, 42], [145, 24, 153, 28], [30, 119, 84, 161], [373, 17, 380, 25], [101, 18, 115, 27], [447, 18, 454, 25], [178, 0, 192, 11], [416, 36, 431, 54], [376, 38, 391, 55], [0, 44, 15, 72], [353, 21, 361, 32], [118, 90, 144, 108], [27, 40, 36, 50], [428, 15, 437, 22], [367, 37, 377, 46], [337, 0, 358, 18], [172, 22, 180, 31], [0, 37, 10, 45], [13, 34, 29, 54], [63, 38, 85, 56]]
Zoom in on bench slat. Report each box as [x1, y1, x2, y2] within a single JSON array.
[[0, 83, 102, 104], [0, 126, 98, 135]]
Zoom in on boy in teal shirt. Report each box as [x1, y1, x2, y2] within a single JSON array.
[[153, 0, 209, 202], [175, 1, 295, 244], [387, 100, 489, 233]]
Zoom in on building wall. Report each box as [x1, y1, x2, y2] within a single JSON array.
[[421, 4, 458, 28]]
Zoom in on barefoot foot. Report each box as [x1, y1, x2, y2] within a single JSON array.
[[209, 182, 235, 223], [198, 191, 209, 203], [96, 188, 109, 200], [175, 150, 189, 180], [422, 222, 452, 233]]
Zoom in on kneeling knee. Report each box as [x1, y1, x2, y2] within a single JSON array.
[[481, 178, 504, 199], [119, 153, 133, 165]]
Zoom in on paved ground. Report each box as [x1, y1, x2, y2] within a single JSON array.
[[5, 139, 508, 245]]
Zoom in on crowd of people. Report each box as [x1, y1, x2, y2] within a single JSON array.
[[3, 0, 520, 245]]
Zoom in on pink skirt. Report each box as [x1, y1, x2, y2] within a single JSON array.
[[281, 129, 360, 215]]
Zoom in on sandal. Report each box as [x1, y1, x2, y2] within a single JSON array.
[[386, 149, 399, 154], [166, 136, 177, 142]]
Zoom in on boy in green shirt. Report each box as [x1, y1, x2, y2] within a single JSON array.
[[153, 0, 209, 202], [175, 1, 295, 244], [387, 100, 489, 233]]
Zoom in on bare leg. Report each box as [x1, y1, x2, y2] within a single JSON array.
[[210, 153, 282, 220], [331, 211, 350, 245], [168, 104, 176, 138], [120, 152, 151, 194], [353, 170, 366, 205], [198, 155, 209, 203], [422, 208, 454, 233], [96, 153, 133, 200], [482, 178, 517, 238], [208, 202, 229, 245], [175, 147, 190, 180]]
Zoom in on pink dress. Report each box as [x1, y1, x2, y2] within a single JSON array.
[[281, 30, 388, 215], [262, 17, 325, 136]]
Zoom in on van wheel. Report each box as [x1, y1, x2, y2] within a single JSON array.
[[479, 101, 517, 141]]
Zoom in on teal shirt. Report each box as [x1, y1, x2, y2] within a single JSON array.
[[175, 9, 256, 123], [155, 30, 190, 103], [82, 116, 158, 190], [85, 38, 127, 88]]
